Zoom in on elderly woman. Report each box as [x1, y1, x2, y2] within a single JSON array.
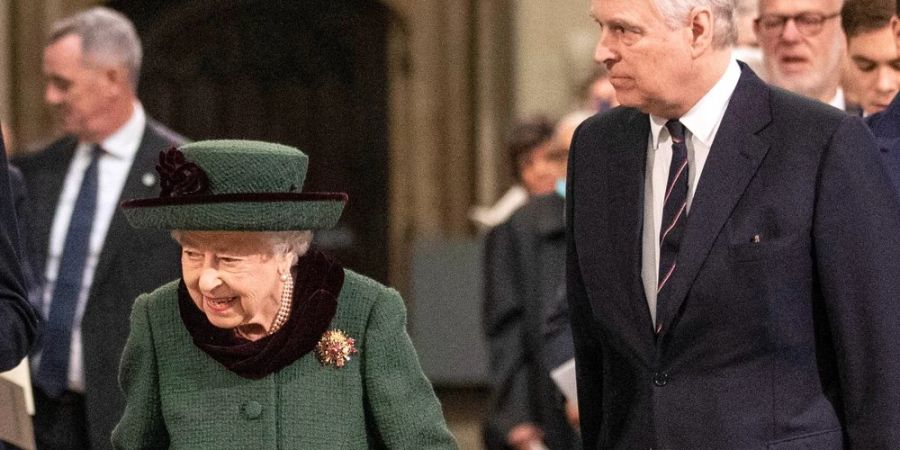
[[111, 140, 456, 449]]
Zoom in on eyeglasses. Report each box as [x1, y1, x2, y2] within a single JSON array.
[[754, 11, 841, 37]]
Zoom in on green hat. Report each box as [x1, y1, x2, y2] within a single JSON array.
[[121, 140, 347, 231]]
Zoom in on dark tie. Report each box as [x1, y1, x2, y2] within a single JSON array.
[[656, 120, 688, 332], [35, 145, 103, 397]]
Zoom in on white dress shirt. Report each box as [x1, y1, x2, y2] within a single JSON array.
[[828, 88, 847, 111], [40, 103, 146, 392], [641, 58, 741, 325]]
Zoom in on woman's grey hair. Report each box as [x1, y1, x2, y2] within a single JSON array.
[[654, 0, 739, 49], [265, 231, 314, 265], [170, 230, 314, 266], [47, 7, 143, 89]]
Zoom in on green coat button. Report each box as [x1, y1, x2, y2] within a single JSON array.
[[241, 400, 262, 419]]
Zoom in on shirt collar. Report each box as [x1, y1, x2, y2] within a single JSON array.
[[650, 57, 742, 149], [87, 102, 146, 160], [828, 88, 846, 111]]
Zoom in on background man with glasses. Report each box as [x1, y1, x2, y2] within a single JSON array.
[[755, 0, 857, 111]]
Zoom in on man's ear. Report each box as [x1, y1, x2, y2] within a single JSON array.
[[893, 16, 900, 50], [101, 65, 130, 97], [688, 6, 715, 57]]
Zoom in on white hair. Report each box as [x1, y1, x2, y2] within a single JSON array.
[[170, 230, 315, 266], [265, 231, 314, 265], [654, 0, 739, 48], [48, 7, 143, 89]]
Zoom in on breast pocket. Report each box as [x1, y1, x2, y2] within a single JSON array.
[[766, 428, 843, 449], [730, 232, 806, 262]]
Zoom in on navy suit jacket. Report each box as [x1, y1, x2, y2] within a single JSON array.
[[0, 135, 37, 371], [866, 94, 900, 195], [567, 66, 900, 449]]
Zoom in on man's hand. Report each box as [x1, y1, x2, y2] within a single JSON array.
[[565, 401, 580, 430], [507, 423, 545, 450]]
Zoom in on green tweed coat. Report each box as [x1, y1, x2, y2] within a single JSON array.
[[111, 270, 457, 449]]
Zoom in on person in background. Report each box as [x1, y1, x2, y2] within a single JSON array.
[[755, 0, 859, 112], [112, 140, 455, 448], [580, 66, 619, 113], [864, 0, 900, 194], [734, 0, 766, 74], [569, 0, 900, 446], [538, 111, 595, 432], [0, 126, 37, 372], [12, 7, 185, 449], [482, 111, 591, 450], [469, 117, 557, 229], [841, 0, 900, 115], [511, 117, 568, 197], [3, 122, 42, 314]]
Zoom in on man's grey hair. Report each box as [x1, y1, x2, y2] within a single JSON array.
[[654, 0, 739, 48], [47, 7, 143, 89]]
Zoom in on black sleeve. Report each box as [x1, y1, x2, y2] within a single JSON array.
[[482, 222, 535, 442], [0, 132, 38, 371], [542, 284, 574, 372]]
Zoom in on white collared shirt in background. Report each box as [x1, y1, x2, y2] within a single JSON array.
[[40, 102, 146, 392], [829, 88, 847, 111], [641, 58, 742, 326]]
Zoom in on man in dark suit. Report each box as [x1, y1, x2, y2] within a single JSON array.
[[863, 0, 900, 193], [868, 90, 900, 195], [13, 7, 184, 450], [482, 116, 579, 450], [0, 131, 38, 372], [483, 192, 576, 450], [568, 0, 900, 448], [841, 0, 899, 116]]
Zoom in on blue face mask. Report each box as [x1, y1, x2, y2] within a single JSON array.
[[555, 178, 566, 198], [595, 100, 613, 113]]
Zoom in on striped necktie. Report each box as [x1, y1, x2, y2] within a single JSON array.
[[656, 120, 688, 333]]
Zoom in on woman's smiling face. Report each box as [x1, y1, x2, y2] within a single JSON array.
[[176, 231, 293, 340]]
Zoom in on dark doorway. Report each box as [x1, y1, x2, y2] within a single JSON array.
[[109, 0, 392, 282]]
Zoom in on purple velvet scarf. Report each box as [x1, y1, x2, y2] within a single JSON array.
[[177, 248, 344, 379]]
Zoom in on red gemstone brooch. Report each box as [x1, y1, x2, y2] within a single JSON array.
[[315, 330, 358, 368]]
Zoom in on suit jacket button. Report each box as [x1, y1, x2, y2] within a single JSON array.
[[653, 372, 669, 387], [241, 400, 263, 419]]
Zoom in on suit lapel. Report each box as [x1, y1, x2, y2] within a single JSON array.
[[616, 113, 655, 336], [656, 68, 773, 334], [88, 123, 171, 295]]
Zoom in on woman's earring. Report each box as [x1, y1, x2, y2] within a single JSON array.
[[280, 273, 289, 282]]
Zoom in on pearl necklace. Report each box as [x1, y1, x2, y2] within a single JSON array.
[[268, 272, 293, 335]]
